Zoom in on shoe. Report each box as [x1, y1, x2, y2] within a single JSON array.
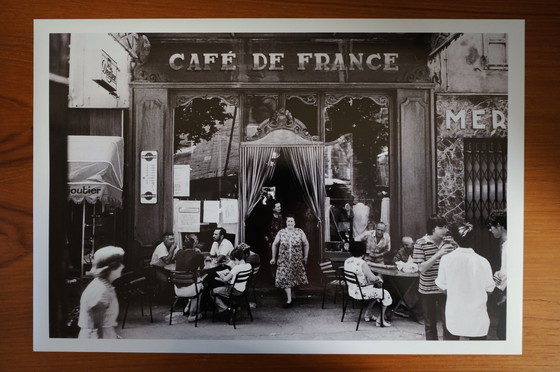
[[187, 313, 203, 323], [364, 315, 378, 322], [376, 319, 392, 327], [282, 302, 292, 308]]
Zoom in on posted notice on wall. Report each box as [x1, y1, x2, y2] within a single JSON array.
[[220, 198, 238, 223], [173, 199, 201, 232], [203, 200, 220, 223], [173, 164, 191, 197]]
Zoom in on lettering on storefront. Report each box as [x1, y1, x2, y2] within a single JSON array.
[[445, 109, 507, 130], [436, 95, 508, 137], [93, 49, 118, 93], [169, 52, 399, 72], [68, 186, 101, 195]]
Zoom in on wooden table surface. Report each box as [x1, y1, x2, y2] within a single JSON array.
[[1, 1, 559, 370]]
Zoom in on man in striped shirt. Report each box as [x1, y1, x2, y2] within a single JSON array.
[[413, 215, 456, 340]]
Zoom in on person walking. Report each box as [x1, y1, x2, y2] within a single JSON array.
[[270, 215, 309, 308], [78, 246, 125, 339]]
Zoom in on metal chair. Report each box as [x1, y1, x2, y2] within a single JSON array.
[[319, 258, 344, 309], [114, 271, 153, 329], [211, 267, 253, 329], [340, 268, 384, 331], [168, 271, 201, 327]]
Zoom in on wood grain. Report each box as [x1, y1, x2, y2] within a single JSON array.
[[1, 0, 559, 370]]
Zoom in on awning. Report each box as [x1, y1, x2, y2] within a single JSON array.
[[68, 136, 124, 208]]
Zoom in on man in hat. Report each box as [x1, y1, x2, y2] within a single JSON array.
[[239, 242, 261, 269], [78, 246, 125, 339]]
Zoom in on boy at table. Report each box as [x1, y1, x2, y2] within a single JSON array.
[[212, 247, 252, 314]]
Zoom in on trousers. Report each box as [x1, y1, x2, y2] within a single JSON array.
[[421, 293, 454, 340]]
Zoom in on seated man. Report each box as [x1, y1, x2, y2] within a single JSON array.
[[150, 232, 177, 267], [392, 236, 414, 264], [174, 237, 205, 322], [212, 247, 252, 314], [355, 221, 391, 265], [209, 227, 234, 258]]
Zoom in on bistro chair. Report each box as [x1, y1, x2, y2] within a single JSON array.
[[168, 271, 201, 327], [319, 258, 344, 309], [340, 268, 384, 331], [114, 271, 153, 329], [211, 268, 253, 329]]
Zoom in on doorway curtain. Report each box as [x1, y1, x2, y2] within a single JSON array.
[[240, 145, 324, 234]]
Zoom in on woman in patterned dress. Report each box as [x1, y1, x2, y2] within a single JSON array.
[[270, 215, 309, 308], [344, 242, 393, 326]]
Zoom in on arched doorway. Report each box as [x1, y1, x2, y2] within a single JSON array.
[[240, 110, 324, 288]]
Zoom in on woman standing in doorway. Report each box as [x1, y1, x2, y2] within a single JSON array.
[[270, 215, 309, 308]]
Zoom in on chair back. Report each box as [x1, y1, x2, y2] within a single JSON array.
[[169, 271, 197, 287], [341, 268, 365, 300], [252, 265, 260, 277], [229, 268, 253, 296], [319, 259, 337, 279]]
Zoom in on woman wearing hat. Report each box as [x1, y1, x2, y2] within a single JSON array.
[[77, 246, 125, 339]]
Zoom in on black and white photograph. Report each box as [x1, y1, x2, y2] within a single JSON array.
[[34, 19, 524, 354]]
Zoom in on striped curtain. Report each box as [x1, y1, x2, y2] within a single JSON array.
[[282, 146, 324, 227], [240, 146, 279, 224]]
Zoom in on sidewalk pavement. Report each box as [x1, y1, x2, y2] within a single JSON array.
[[118, 289, 428, 341]]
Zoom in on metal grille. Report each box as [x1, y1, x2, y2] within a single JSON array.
[[464, 138, 507, 268]]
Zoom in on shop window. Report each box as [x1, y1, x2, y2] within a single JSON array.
[[244, 94, 279, 140], [245, 93, 320, 141], [173, 95, 240, 199], [286, 94, 319, 137], [173, 94, 240, 250], [323, 94, 391, 252]]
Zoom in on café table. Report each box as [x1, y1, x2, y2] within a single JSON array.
[[367, 263, 420, 319]]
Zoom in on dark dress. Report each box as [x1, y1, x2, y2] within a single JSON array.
[[274, 228, 309, 289]]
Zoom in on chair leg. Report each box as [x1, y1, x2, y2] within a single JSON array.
[[321, 283, 327, 309], [148, 296, 153, 323], [121, 300, 130, 329], [169, 298, 178, 325], [341, 295, 348, 322], [246, 297, 253, 321], [356, 301, 365, 331]]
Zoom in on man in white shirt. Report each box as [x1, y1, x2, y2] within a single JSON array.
[[150, 232, 177, 267], [209, 227, 234, 258], [436, 238, 495, 340]]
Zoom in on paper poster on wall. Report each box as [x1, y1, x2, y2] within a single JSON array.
[[220, 198, 238, 223], [174, 199, 201, 232], [173, 164, 191, 197], [203, 200, 220, 223]]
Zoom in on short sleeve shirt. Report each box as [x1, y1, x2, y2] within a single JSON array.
[[413, 235, 443, 294]]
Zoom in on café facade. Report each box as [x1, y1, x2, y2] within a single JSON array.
[[53, 32, 508, 283]]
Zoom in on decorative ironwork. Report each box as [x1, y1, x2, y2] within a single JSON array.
[[286, 94, 318, 105], [325, 94, 389, 107], [175, 95, 239, 108], [247, 108, 319, 142]]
